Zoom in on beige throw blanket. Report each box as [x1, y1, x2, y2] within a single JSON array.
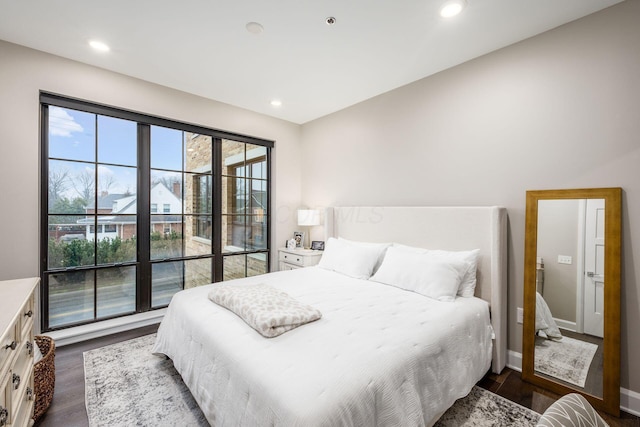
[[208, 283, 322, 338]]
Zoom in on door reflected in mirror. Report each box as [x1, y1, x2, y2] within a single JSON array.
[[534, 198, 604, 398], [522, 187, 621, 416]]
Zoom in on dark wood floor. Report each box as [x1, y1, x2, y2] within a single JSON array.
[[35, 325, 639, 427], [479, 369, 639, 426]]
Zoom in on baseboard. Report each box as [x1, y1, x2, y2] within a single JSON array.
[[45, 309, 166, 347], [621, 388, 640, 417], [507, 350, 522, 372], [506, 350, 640, 416]]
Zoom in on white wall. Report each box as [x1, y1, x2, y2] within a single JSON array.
[[0, 39, 302, 280], [300, 1, 640, 393]]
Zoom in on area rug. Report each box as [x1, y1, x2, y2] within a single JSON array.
[[534, 335, 598, 388], [85, 334, 540, 427], [435, 386, 540, 426], [84, 334, 208, 427]]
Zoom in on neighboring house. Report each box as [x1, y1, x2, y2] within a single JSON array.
[[79, 182, 183, 241]]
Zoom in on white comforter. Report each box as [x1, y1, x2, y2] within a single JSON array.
[[152, 267, 493, 427]]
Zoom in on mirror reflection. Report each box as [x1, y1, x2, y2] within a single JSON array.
[[534, 198, 605, 398]]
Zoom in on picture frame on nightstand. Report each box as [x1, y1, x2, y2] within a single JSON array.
[[311, 240, 325, 251], [293, 231, 305, 248]]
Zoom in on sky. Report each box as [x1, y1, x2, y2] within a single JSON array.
[[48, 106, 189, 200]]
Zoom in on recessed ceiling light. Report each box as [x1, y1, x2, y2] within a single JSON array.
[[439, 0, 467, 18], [89, 40, 110, 52], [246, 22, 264, 35], [325, 17, 336, 25], [270, 99, 282, 107]]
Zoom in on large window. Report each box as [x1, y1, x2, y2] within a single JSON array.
[[40, 94, 272, 331]]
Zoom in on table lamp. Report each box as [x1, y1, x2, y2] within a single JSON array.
[[297, 209, 321, 249]]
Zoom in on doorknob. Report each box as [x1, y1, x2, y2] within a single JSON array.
[[587, 271, 605, 280]]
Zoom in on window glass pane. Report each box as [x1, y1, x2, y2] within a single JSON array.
[[250, 179, 267, 213], [49, 160, 95, 212], [222, 176, 246, 214], [185, 133, 212, 173], [185, 173, 212, 215], [98, 165, 137, 206], [151, 170, 182, 214], [222, 140, 245, 177], [152, 261, 183, 307], [223, 215, 246, 253], [97, 115, 137, 166], [96, 216, 137, 264], [223, 254, 246, 281], [247, 145, 267, 178], [48, 215, 94, 269], [185, 215, 212, 257], [252, 162, 266, 180], [248, 215, 267, 251], [97, 266, 136, 318], [48, 270, 94, 328], [48, 106, 95, 162], [247, 252, 268, 277], [151, 126, 182, 171], [150, 215, 183, 259], [185, 258, 213, 289]]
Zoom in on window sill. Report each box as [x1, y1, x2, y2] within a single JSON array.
[[45, 309, 166, 347]]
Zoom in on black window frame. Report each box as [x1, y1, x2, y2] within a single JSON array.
[[40, 92, 273, 332]]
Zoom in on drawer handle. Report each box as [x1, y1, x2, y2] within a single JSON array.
[[26, 341, 34, 356], [12, 373, 20, 390], [24, 309, 33, 318], [26, 387, 34, 401], [0, 407, 7, 426], [296, 257, 301, 262], [4, 341, 16, 351]]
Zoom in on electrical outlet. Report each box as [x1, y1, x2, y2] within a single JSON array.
[[557, 255, 572, 265], [517, 307, 524, 324]]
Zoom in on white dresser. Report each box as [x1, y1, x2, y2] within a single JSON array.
[[0, 278, 39, 427], [278, 248, 323, 271]]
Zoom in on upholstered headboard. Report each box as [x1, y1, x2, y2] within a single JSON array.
[[325, 206, 508, 374]]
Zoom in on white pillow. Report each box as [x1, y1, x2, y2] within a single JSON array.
[[370, 247, 469, 302], [318, 238, 386, 279], [425, 249, 480, 297], [338, 237, 390, 273], [391, 243, 428, 254]]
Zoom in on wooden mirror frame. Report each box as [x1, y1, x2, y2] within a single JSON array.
[[522, 187, 622, 416]]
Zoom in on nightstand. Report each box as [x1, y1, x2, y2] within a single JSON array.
[[278, 248, 323, 271]]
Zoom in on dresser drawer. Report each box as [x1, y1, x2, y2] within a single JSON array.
[[0, 373, 9, 427], [0, 324, 18, 378], [18, 295, 35, 340], [279, 251, 305, 267], [10, 371, 33, 427]]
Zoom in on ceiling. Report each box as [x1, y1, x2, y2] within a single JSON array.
[[0, 0, 624, 124]]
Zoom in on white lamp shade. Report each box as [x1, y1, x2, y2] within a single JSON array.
[[297, 209, 321, 226]]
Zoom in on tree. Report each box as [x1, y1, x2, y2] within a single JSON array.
[[49, 197, 87, 223], [99, 173, 116, 195], [73, 169, 95, 202], [48, 167, 70, 205]]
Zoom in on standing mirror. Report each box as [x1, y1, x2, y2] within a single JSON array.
[[522, 188, 621, 416]]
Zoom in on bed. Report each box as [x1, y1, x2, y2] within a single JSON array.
[[152, 206, 508, 426]]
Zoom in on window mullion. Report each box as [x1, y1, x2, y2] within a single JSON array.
[[137, 124, 152, 312], [213, 138, 223, 282]]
